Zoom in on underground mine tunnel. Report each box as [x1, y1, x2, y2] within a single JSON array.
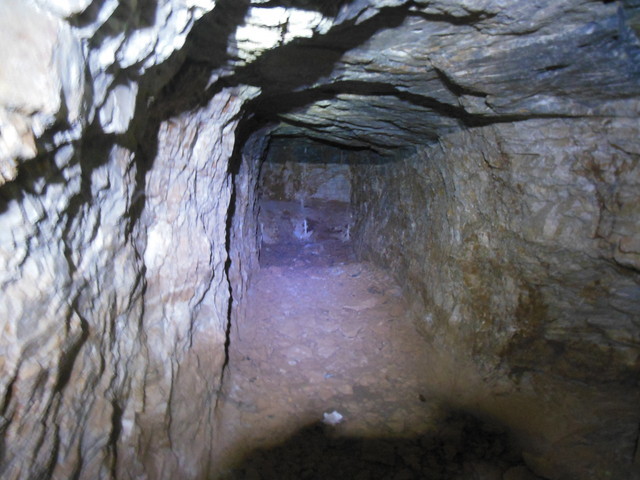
[[1, 0, 640, 479]]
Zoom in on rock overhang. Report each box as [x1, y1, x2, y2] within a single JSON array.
[[182, 0, 640, 151]]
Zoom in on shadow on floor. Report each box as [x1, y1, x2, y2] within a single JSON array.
[[219, 410, 545, 480]]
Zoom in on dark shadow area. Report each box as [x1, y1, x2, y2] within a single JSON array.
[[262, 136, 388, 165], [266, 134, 402, 161], [257, 0, 348, 17], [221, 410, 544, 479], [187, 0, 252, 68], [82, 0, 159, 44]]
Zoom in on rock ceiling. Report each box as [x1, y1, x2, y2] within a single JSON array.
[[2, 0, 639, 179], [186, 0, 640, 150]]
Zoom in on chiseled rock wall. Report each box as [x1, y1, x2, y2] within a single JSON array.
[[131, 87, 257, 478], [260, 138, 353, 204], [352, 118, 640, 479], [0, 139, 147, 479], [228, 130, 270, 330], [0, 87, 256, 479], [0, 1, 260, 478]]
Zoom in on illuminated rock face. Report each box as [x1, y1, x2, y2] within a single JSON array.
[[352, 118, 640, 478], [0, 0, 639, 479]]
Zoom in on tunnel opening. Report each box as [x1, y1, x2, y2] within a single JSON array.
[[215, 70, 640, 478], [257, 137, 361, 268]]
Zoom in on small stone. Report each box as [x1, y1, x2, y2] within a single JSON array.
[[323, 410, 344, 425]]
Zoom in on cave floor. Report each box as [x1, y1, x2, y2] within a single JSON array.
[[213, 202, 525, 479]]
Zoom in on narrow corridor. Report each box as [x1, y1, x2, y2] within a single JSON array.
[[214, 201, 525, 479]]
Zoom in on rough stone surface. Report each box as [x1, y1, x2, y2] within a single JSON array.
[[131, 87, 253, 478], [258, 1, 640, 150], [0, 0, 216, 186], [260, 138, 354, 204], [0, 137, 144, 478], [352, 118, 640, 479]]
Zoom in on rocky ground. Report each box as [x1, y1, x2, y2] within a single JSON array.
[[213, 201, 541, 480]]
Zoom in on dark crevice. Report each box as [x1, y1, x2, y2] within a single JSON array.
[[215, 170, 239, 413], [54, 309, 90, 394], [185, 0, 253, 67], [538, 64, 569, 72], [69, 442, 84, 480], [270, 132, 385, 154], [107, 400, 123, 478], [0, 366, 20, 474], [39, 424, 61, 480], [86, 0, 159, 47], [408, 5, 498, 26], [432, 66, 488, 98], [634, 423, 640, 465], [0, 365, 19, 419]]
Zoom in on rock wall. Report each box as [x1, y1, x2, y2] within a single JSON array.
[[132, 87, 258, 478], [1, 0, 639, 478], [0, 0, 215, 186], [0, 1, 260, 478], [352, 118, 640, 479], [228, 129, 269, 351], [0, 136, 146, 479], [260, 138, 353, 204], [0, 84, 258, 480]]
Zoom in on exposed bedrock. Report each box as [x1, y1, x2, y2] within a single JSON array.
[[0, 0, 639, 479], [352, 118, 640, 479]]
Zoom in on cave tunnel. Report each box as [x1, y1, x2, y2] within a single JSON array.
[[1, 1, 640, 479]]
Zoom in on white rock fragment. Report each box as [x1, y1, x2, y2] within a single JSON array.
[[99, 81, 139, 134], [186, 0, 216, 9], [294, 218, 314, 241], [323, 410, 344, 425]]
